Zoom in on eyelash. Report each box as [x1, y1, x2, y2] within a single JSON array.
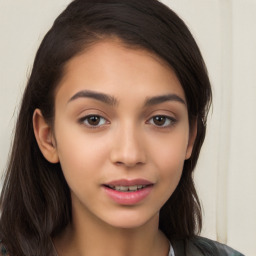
[[78, 114, 176, 129], [78, 115, 109, 128], [147, 115, 177, 128]]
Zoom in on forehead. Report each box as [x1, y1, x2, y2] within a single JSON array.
[[55, 39, 186, 104]]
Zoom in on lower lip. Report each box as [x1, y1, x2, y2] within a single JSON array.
[[103, 185, 153, 205]]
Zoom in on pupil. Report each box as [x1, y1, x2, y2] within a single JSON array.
[[88, 116, 100, 125], [154, 116, 165, 126]]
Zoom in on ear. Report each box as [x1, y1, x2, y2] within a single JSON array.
[[33, 109, 59, 163], [185, 119, 197, 160]]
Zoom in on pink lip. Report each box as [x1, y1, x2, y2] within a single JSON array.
[[105, 179, 153, 186], [102, 179, 154, 205]]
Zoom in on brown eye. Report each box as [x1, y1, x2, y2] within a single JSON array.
[[153, 116, 167, 126], [148, 115, 176, 127], [80, 115, 107, 127], [88, 116, 101, 125]]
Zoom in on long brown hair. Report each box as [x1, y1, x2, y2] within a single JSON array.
[[0, 0, 212, 255]]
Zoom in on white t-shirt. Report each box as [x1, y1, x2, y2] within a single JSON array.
[[169, 243, 175, 256]]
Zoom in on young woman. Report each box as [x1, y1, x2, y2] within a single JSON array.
[[0, 0, 244, 255]]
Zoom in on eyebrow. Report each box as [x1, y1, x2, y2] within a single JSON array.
[[68, 90, 185, 107], [144, 94, 186, 106], [68, 90, 118, 106]]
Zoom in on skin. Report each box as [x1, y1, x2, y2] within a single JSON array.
[[33, 39, 197, 256]]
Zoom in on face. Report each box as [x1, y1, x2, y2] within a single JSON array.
[[42, 40, 195, 229]]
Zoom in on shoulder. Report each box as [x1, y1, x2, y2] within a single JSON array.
[[190, 236, 244, 256], [172, 236, 244, 256]]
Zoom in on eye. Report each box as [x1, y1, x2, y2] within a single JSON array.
[[148, 115, 176, 127], [79, 115, 108, 127]]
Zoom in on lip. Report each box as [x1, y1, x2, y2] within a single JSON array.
[[104, 179, 153, 186], [102, 179, 154, 205]]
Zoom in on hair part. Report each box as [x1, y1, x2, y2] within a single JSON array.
[[0, 0, 211, 254]]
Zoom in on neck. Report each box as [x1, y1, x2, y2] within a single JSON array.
[[53, 205, 169, 256]]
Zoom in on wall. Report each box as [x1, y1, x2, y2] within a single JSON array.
[[163, 1, 256, 255], [0, 1, 255, 255]]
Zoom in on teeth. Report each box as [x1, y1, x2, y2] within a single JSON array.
[[109, 185, 147, 192], [118, 186, 129, 192], [129, 185, 138, 191]]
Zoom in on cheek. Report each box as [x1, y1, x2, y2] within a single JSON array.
[[159, 151, 184, 191], [156, 154, 184, 209], [150, 130, 189, 170], [54, 124, 109, 184], [148, 131, 188, 194]]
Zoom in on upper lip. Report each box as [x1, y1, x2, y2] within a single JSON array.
[[104, 179, 153, 186]]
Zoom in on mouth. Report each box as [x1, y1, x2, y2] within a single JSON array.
[[104, 184, 151, 192], [102, 179, 154, 205]]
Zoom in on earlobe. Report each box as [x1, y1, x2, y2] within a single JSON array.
[[185, 120, 197, 160], [33, 109, 59, 163]]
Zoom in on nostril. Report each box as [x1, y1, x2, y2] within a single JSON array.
[[114, 160, 145, 168]]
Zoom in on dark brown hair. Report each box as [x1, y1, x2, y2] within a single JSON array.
[[0, 0, 212, 255]]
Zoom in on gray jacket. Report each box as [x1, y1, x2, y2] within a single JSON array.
[[172, 237, 245, 256]]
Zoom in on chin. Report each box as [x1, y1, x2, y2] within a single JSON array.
[[102, 210, 159, 230]]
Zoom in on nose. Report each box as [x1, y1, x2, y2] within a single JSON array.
[[110, 123, 146, 168]]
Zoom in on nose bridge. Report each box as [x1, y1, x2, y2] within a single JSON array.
[[110, 120, 146, 167]]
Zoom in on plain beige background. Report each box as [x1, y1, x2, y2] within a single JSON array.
[[0, 1, 256, 255]]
